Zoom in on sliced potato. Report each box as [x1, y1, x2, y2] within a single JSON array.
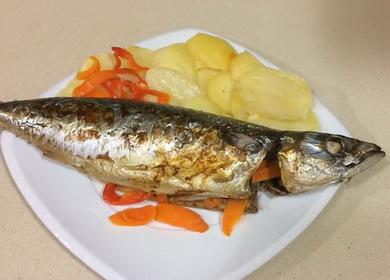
[[126, 45, 155, 67], [197, 68, 220, 91], [152, 43, 196, 80], [186, 33, 235, 70], [237, 67, 312, 120], [247, 111, 320, 131], [230, 51, 262, 80], [229, 90, 248, 121], [207, 71, 234, 112], [181, 96, 222, 115], [145, 67, 204, 103], [95, 53, 115, 70]]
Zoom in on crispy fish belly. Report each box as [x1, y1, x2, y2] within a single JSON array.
[[0, 98, 279, 199]]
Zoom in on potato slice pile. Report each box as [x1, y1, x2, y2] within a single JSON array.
[[61, 33, 319, 131]]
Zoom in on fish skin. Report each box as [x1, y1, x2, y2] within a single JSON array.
[[0, 97, 278, 199], [0, 98, 385, 203]]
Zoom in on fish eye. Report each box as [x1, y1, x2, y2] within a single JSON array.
[[326, 139, 342, 155]]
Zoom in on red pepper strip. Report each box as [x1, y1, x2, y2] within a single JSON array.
[[111, 47, 148, 72], [73, 80, 94, 97], [76, 56, 101, 80], [132, 84, 170, 104], [121, 81, 144, 101], [103, 183, 152, 205], [88, 70, 118, 86], [82, 88, 111, 98], [113, 54, 121, 70], [115, 68, 144, 83]]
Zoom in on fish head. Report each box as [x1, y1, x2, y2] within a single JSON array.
[[277, 132, 385, 193]]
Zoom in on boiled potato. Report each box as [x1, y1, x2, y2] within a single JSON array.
[[230, 51, 262, 80], [145, 67, 204, 104], [207, 71, 234, 112], [126, 45, 155, 67], [186, 33, 235, 70], [229, 90, 249, 121], [152, 43, 196, 80], [181, 96, 222, 115], [247, 111, 320, 131], [237, 67, 312, 120], [197, 68, 220, 91]]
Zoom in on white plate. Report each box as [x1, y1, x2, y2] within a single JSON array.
[[1, 28, 350, 279]]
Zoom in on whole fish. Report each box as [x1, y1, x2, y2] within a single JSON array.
[[0, 98, 385, 212]]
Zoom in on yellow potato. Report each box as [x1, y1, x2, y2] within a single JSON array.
[[186, 33, 235, 70], [230, 51, 262, 80], [207, 71, 234, 112], [247, 111, 320, 131], [152, 43, 196, 80], [145, 67, 204, 103], [181, 96, 222, 115], [197, 68, 220, 91], [237, 67, 312, 120], [126, 45, 155, 68], [229, 90, 249, 121]]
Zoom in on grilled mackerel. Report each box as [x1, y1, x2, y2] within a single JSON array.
[[0, 98, 385, 211]]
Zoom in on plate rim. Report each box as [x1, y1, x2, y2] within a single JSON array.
[[0, 27, 350, 280]]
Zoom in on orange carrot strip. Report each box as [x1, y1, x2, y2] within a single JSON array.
[[251, 160, 281, 183], [76, 56, 101, 80], [155, 204, 209, 233], [156, 194, 168, 204], [222, 199, 247, 236], [109, 205, 156, 226], [103, 183, 152, 205]]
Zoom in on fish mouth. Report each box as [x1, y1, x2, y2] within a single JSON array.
[[344, 144, 385, 179]]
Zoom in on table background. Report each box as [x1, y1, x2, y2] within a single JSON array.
[[0, 0, 389, 279]]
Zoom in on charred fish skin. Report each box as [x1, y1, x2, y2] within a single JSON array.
[[0, 98, 280, 198]]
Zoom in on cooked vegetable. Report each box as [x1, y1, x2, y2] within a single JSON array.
[[109, 205, 156, 226], [126, 45, 155, 68], [222, 199, 247, 236], [207, 71, 234, 112], [155, 204, 209, 233], [103, 183, 152, 205], [153, 43, 196, 81], [230, 51, 262, 80], [237, 67, 312, 120], [181, 95, 222, 114], [76, 56, 101, 80], [112, 47, 148, 73], [247, 111, 319, 131], [197, 68, 220, 91], [251, 161, 281, 183], [186, 33, 236, 70], [229, 90, 248, 121], [145, 67, 204, 104]]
